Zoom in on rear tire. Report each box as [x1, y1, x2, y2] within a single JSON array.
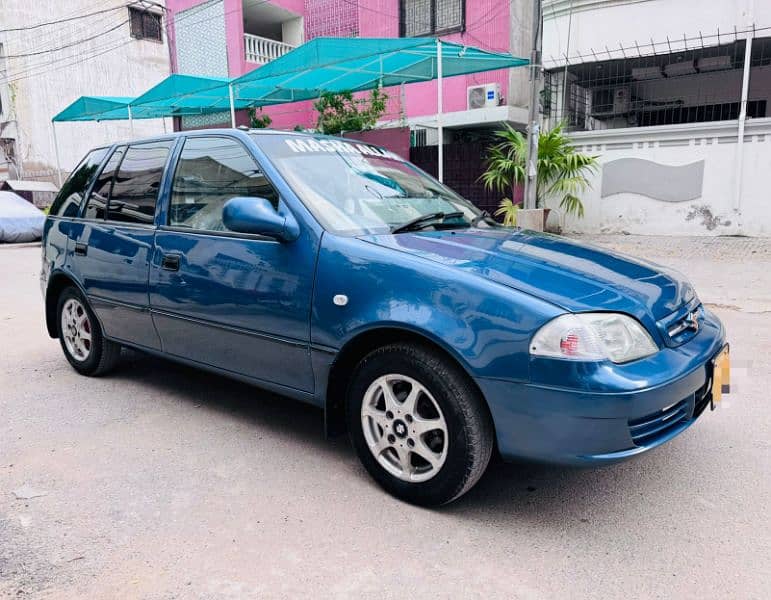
[[56, 286, 121, 376], [346, 342, 494, 506]]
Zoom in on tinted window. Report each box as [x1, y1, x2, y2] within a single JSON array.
[[108, 140, 173, 224], [84, 147, 125, 220], [49, 148, 108, 218], [169, 136, 278, 231]]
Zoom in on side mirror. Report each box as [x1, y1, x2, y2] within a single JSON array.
[[222, 197, 300, 241]]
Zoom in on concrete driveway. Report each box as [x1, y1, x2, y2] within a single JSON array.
[[1, 237, 769, 599]]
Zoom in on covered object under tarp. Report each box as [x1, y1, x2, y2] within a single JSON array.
[[0, 191, 46, 242]]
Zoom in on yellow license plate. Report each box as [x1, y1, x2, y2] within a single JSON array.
[[711, 345, 731, 406]]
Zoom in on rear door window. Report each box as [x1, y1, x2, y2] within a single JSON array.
[[84, 146, 125, 220], [49, 147, 109, 218], [108, 140, 174, 224], [169, 136, 278, 231]]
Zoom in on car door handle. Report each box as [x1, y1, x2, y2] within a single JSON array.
[[74, 242, 88, 256], [161, 253, 181, 271]]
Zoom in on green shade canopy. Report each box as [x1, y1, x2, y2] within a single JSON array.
[[52, 96, 134, 122], [129, 74, 252, 118], [232, 37, 529, 105], [52, 38, 528, 121]]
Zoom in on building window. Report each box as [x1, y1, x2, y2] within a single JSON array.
[[129, 7, 163, 42], [400, 0, 464, 37]]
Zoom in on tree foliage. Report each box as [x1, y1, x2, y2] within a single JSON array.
[[480, 123, 598, 224], [313, 88, 388, 135], [248, 107, 272, 129]]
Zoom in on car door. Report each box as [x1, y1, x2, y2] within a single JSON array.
[[68, 140, 176, 350], [149, 135, 317, 393]]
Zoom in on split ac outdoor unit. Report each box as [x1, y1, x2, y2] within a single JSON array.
[[697, 55, 732, 72], [631, 66, 663, 80], [467, 83, 501, 109], [613, 86, 631, 114], [664, 60, 697, 77]]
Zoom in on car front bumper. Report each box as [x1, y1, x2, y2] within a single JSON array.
[[477, 307, 727, 466]]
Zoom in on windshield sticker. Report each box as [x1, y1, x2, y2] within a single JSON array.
[[284, 138, 400, 160]]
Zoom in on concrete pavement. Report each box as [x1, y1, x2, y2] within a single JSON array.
[[1, 237, 769, 599]]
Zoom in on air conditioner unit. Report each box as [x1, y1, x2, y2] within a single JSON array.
[[697, 55, 732, 72], [467, 83, 501, 109], [613, 86, 631, 114]]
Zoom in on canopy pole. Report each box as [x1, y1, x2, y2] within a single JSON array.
[[162, 117, 167, 134], [127, 105, 135, 138], [51, 122, 63, 187], [437, 39, 444, 183], [229, 84, 236, 128]]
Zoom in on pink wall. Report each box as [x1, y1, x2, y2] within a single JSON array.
[[167, 0, 513, 129]]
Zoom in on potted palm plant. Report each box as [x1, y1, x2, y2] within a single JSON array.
[[480, 123, 598, 228]]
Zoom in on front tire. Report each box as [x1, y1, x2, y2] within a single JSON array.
[[56, 286, 121, 376], [346, 343, 494, 506]]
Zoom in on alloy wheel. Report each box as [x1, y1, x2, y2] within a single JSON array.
[[360, 373, 449, 483]]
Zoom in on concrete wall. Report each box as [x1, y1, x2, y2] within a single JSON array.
[[0, 0, 171, 180], [551, 118, 771, 237]]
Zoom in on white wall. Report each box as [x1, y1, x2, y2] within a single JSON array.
[[0, 1, 171, 182], [543, 0, 768, 66], [549, 118, 771, 237]]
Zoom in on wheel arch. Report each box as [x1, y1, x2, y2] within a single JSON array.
[[323, 325, 491, 438], [44, 271, 87, 338]]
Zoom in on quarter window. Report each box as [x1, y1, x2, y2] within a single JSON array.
[[49, 147, 108, 218], [169, 136, 279, 232], [84, 147, 125, 220], [108, 141, 174, 224]]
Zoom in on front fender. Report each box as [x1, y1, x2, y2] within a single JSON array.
[[311, 234, 564, 382]]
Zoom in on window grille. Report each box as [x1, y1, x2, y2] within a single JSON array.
[[544, 38, 770, 131], [129, 7, 163, 42], [400, 0, 464, 37]]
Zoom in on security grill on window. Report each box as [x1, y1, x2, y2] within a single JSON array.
[[129, 7, 163, 42], [400, 0, 464, 37], [544, 35, 771, 132]]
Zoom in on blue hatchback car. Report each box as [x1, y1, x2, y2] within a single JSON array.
[[42, 129, 730, 505]]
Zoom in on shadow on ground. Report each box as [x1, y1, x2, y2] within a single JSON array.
[[107, 349, 694, 520]]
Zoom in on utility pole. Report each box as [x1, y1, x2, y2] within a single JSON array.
[[523, 0, 543, 210]]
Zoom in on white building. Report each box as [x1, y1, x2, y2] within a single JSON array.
[[0, 1, 171, 185], [543, 0, 771, 236]]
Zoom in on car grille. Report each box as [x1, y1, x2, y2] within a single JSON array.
[[658, 301, 703, 347], [628, 399, 690, 446]]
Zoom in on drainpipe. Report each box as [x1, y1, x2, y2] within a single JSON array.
[[733, 32, 753, 234]]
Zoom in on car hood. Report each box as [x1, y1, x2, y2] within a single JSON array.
[[358, 228, 695, 321]]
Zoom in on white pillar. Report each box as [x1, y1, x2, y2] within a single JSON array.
[[162, 117, 167, 134], [437, 39, 444, 183], [229, 84, 237, 128], [127, 105, 135, 138], [734, 33, 753, 222], [51, 122, 63, 187]]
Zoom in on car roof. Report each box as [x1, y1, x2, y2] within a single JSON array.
[[105, 128, 330, 147]]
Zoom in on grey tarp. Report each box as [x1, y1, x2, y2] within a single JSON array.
[[0, 191, 45, 242]]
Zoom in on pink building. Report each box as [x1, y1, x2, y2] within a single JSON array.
[[165, 0, 531, 135]]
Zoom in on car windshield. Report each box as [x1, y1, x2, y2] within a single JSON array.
[[252, 134, 490, 236]]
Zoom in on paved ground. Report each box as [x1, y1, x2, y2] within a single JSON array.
[[1, 236, 770, 599]]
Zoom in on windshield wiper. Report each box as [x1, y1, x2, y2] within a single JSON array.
[[471, 210, 497, 227], [391, 211, 465, 234]]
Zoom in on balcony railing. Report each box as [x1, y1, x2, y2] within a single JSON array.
[[244, 33, 294, 64]]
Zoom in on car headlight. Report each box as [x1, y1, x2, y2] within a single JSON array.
[[530, 313, 658, 363]]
